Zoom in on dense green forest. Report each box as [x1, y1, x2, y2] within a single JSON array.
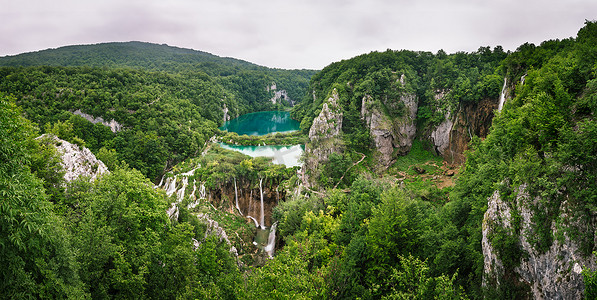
[[0, 42, 315, 181], [1, 22, 596, 299]]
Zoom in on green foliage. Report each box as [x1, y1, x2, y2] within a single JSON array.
[[380, 254, 467, 300], [0, 94, 85, 298], [216, 129, 307, 146], [583, 253, 597, 300]]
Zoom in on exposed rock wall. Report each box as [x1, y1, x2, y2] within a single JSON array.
[[270, 90, 290, 105], [482, 185, 596, 299], [71, 109, 123, 133], [222, 103, 230, 122], [39, 134, 109, 182], [429, 96, 498, 164], [157, 174, 282, 228], [304, 88, 344, 186]]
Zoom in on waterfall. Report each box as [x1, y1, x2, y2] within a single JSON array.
[[264, 221, 278, 258], [259, 178, 265, 229], [247, 216, 259, 228], [176, 176, 188, 202], [190, 179, 197, 199], [234, 178, 242, 215], [249, 190, 253, 217], [165, 175, 178, 196], [521, 74, 527, 85], [167, 203, 179, 219], [498, 77, 507, 111], [155, 175, 164, 189], [199, 182, 206, 199]]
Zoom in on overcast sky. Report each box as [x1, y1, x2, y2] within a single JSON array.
[[1, 0, 595, 69]]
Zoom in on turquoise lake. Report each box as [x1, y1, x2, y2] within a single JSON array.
[[218, 111, 304, 167], [219, 111, 300, 136]]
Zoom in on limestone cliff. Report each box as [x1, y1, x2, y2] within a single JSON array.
[[482, 185, 596, 299], [222, 103, 231, 122], [157, 172, 282, 228], [71, 109, 123, 133], [304, 88, 344, 186], [360, 88, 417, 168], [39, 134, 109, 182], [429, 93, 498, 164]]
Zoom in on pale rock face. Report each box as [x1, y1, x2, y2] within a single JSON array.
[[360, 75, 418, 167], [395, 92, 418, 153], [222, 104, 230, 122], [71, 109, 123, 133], [304, 88, 344, 186], [270, 90, 290, 105], [361, 95, 396, 167], [308, 89, 343, 140], [430, 110, 454, 156], [482, 185, 595, 299], [41, 134, 109, 183]]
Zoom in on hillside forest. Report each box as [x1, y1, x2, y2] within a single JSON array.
[[1, 21, 596, 299]]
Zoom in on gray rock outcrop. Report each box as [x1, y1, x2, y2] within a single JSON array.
[[482, 185, 595, 299], [39, 134, 109, 183], [304, 88, 344, 186], [71, 109, 123, 133], [360, 75, 418, 168]]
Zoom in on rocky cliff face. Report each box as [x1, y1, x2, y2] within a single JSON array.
[[157, 173, 282, 228], [360, 89, 417, 168], [222, 103, 231, 122], [482, 185, 596, 299], [71, 109, 123, 133], [304, 88, 344, 186], [429, 95, 498, 164], [40, 134, 109, 182]]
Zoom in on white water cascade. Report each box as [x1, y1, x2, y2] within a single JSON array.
[[498, 77, 507, 111], [189, 179, 197, 199], [259, 178, 265, 229], [164, 175, 178, 196], [234, 178, 242, 215], [155, 176, 164, 189], [247, 216, 259, 228], [264, 222, 278, 258], [176, 176, 188, 202], [199, 182, 206, 199]]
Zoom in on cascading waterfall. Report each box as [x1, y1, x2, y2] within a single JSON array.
[[165, 175, 178, 196], [247, 190, 254, 221], [234, 178, 242, 215], [176, 176, 188, 202], [155, 175, 164, 189], [259, 178, 265, 229], [247, 216, 259, 228], [498, 77, 507, 111], [264, 221, 278, 258], [190, 179, 197, 199], [199, 182, 206, 199]]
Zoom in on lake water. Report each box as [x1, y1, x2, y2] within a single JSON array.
[[219, 143, 304, 168], [218, 111, 304, 167], [219, 111, 300, 136]]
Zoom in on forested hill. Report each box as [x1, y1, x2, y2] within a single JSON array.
[[0, 41, 316, 101], [1, 21, 597, 299], [0, 42, 316, 181], [2, 41, 272, 72]]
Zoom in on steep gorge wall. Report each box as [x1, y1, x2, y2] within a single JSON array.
[[303, 88, 344, 186], [360, 74, 418, 168], [482, 186, 596, 299], [429, 96, 498, 164], [158, 173, 283, 228]]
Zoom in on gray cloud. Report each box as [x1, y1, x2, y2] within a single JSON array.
[[1, 0, 596, 69]]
